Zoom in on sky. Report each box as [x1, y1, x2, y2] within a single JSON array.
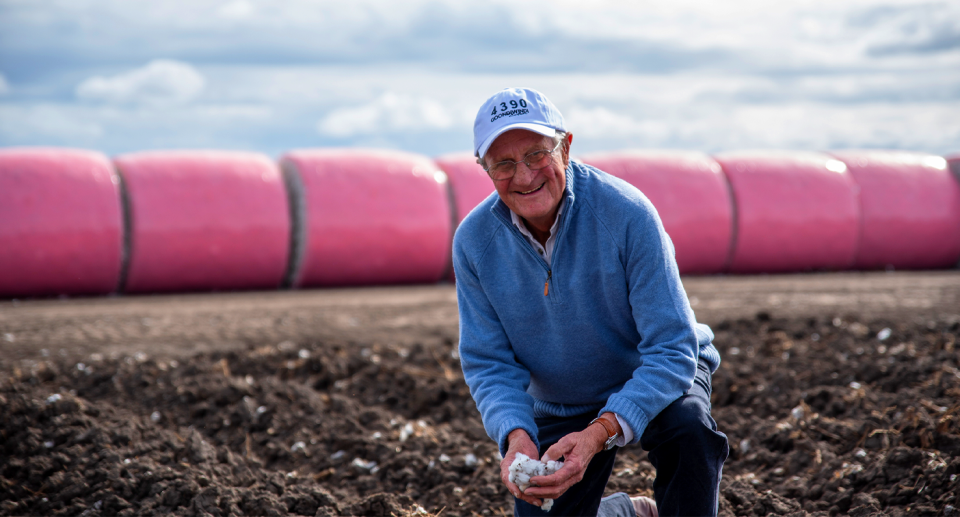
[[0, 0, 958, 159]]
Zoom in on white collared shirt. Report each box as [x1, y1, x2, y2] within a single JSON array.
[[509, 199, 564, 266]]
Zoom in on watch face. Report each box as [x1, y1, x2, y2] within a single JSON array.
[[604, 435, 618, 450]]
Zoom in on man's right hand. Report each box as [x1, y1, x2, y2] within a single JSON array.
[[500, 428, 543, 507]]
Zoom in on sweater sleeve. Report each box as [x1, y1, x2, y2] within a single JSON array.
[[453, 234, 540, 455], [599, 195, 701, 443]]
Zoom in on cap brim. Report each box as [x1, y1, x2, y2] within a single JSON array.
[[476, 123, 558, 159]]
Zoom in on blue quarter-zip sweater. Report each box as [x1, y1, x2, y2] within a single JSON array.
[[453, 161, 721, 454]]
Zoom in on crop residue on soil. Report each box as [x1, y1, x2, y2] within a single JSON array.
[[2, 285, 960, 516]]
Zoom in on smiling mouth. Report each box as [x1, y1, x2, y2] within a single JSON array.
[[518, 183, 545, 195]]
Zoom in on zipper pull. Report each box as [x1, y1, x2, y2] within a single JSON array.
[[544, 270, 551, 296]]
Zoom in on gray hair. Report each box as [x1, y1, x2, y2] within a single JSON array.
[[553, 131, 568, 151]]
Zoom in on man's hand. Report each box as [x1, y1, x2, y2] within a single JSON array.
[[501, 429, 543, 507], [522, 418, 612, 501]]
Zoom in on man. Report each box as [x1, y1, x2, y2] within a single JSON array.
[[452, 87, 728, 517]]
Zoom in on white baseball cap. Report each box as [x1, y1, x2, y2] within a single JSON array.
[[473, 88, 566, 159]]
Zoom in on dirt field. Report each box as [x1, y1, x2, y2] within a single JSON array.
[[2, 271, 959, 516]]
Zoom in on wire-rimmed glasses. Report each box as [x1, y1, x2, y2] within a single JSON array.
[[482, 139, 563, 181]]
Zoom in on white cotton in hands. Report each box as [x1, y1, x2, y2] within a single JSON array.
[[508, 453, 564, 512]]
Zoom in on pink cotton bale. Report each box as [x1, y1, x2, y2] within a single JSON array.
[[0, 148, 123, 297], [114, 151, 290, 293], [579, 151, 733, 275], [281, 149, 452, 287], [434, 152, 495, 225], [714, 151, 860, 273], [830, 151, 960, 270]]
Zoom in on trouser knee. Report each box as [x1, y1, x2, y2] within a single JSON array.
[[643, 395, 728, 460]]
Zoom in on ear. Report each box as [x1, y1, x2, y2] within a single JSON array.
[[561, 132, 573, 167]]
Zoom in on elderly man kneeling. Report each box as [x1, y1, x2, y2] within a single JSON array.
[[453, 88, 728, 517]]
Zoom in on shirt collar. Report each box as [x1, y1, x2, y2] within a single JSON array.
[[510, 196, 565, 240]]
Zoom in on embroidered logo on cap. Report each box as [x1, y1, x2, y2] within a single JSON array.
[[490, 99, 530, 123]]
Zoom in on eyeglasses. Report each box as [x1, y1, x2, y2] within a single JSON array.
[[482, 139, 563, 181]]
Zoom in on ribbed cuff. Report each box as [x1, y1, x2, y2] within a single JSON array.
[[601, 397, 650, 445]]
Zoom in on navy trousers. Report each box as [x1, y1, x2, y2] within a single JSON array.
[[514, 359, 729, 517]]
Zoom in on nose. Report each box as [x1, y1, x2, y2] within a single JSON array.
[[512, 160, 537, 184]]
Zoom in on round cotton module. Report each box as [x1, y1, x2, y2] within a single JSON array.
[[434, 152, 496, 225], [713, 151, 860, 274], [579, 151, 734, 275], [830, 150, 960, 270], [0, 148, 123, 297], [281, 149, 453, 287], [114, 151, 290, 293]]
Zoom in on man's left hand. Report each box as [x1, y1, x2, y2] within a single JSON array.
[[520, 421, 609, 500]]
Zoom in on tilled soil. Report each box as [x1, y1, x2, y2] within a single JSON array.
[[1, 273, 959, 516]]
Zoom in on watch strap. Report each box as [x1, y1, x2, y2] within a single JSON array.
[[589, 416, 617, 438], [589, 415, 620, 450]]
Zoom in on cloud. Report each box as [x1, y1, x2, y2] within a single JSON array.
[[217, 0, 256, 20], [852, 3, 960, 56], [0, 0, 844, 74], [0, 74, 9, 95], [0, 100, 281, 154], [2, 1, 959, 157], [566, 99, 960, 155], [0, 104, 104, 142], [713, 102, 960, 152], [75, 60, 205, 105], [566, 106, 672, 142], [317, 92, 469, 138], [2, 0, 957, 80]]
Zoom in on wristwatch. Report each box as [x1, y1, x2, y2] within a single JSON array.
[[589, 415, 620, 450]]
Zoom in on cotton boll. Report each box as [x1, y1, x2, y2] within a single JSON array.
[[464, 453, 478, 468], [351, 458, 377, 471], [508, 453, 537, 491], [544, 460, 563, 473], [400, 422, 415, 442], [508, 453, 564, 511], [790, 405, 804, 421], [511, 470, 531, 491]]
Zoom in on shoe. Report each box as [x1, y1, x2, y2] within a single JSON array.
[[630, 495, 658, 517]]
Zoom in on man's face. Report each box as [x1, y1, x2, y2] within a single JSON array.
[[484, 129, 569, 232]]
